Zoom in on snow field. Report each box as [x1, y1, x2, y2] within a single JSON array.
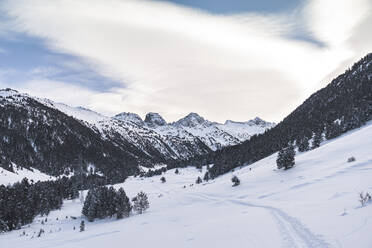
[[1, 123, 372, 247]]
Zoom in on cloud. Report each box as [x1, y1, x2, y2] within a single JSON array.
[[0, 0, 371, 122]]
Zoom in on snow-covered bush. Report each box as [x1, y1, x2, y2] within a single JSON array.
[[231, 175, 240, 187], [359, 192, 371, 206], [347, 156, 356, 162], [160, 176, 166, 183]]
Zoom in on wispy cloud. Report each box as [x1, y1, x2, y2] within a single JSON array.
[[0, 0, 371, 122]]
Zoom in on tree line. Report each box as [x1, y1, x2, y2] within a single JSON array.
[[0, 177, 79, 232], [82, 186, 149, 222]]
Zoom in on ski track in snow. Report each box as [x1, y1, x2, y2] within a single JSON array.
[[187, 192, 330, 248]]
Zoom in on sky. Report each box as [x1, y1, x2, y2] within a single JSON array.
[[0, 0, 371, 123]]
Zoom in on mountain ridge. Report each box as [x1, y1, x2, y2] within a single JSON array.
[[0, 88, 273, 178]]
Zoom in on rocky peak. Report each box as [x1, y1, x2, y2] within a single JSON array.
[[0, 88, 21, 97], [115, 112, 144, 125], [247, 117, 274, 127], [175, 113, 207, 127], [224, 117, 274, 128], [144, 112, 167, 127]]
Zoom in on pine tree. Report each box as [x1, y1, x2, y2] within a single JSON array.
[[312, 131, 322, 149], [175, 169, 179, 174], [82, 189, 93, 218], [195, 176, 202, 184], [203, 171, 210, 182], [116, 188, 131, 219], [297, 136, 309, 152], [132, 192, 149, 214], [107, 186, 117, 217], [80, 220, 85, 232], [276, 144, 295, 170], [0, 220, 8, 233]]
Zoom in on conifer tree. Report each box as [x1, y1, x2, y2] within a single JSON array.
[[297, 136, 310, 152], [132, 192, 149, 214], [203, 171, 210, 182], [195, 176, 202, 184], [276, 144, 295, 170], [116, 188, 131, 219], [312, 131, 322, 149]]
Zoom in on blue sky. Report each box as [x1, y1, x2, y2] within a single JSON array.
[[157, 0, 302, 14], [0, 0, 371, 122], [0, 0, 304, 94]]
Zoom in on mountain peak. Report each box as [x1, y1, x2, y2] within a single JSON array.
[[247, 117, 275, 127], [175, 112, 207, 127], [144, 112, 167, 127], [0, 88, 20, 97], [224, 117, 274, 127], [115, 112, 144, 125]]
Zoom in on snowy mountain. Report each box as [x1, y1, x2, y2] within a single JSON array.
[[144, 112, 167, 127], [114, 111, 274, 151], [113, 112, 144, 126], [2, 121, 371, 247], [0, 88, 140, 181], [0, 88, 272, 179]]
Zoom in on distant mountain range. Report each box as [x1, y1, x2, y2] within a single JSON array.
[[0, 88, 273, 179]]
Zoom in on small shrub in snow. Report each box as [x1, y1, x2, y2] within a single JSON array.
[[359, 192, 371, 206], [196, 177, 202, 184], [132, 191, 149, 214], [347, 156, 356, 163], [37, 228, 44, 237], [175, 169, 179, 174], [160, 176, 166, 183], [231, 175, 240, 187], [80, 221, 85, 232], [203, 171, 210, 182]]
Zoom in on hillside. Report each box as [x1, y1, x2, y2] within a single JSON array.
[[1, 120, 371, 247], [191, 53, 372, 177], [0, 88, 272, 179]]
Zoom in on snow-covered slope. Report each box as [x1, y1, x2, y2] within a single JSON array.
[[0, 164, 55, 185], [2, 122, 371, 247]]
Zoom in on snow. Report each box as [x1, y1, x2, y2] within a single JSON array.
[[0, 88, 273, 160], [0, 164, 55, 185], [1, 122, 372, 247]]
